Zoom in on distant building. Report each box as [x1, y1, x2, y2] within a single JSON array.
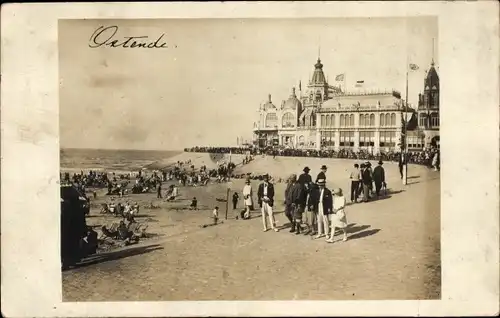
[[407, 60, 440, 150], [253, 57, 411, 153]]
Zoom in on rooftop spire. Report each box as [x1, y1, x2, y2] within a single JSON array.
[[431, 38, 435, 66]]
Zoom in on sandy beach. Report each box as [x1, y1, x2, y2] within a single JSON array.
[[62, 152, 441, 301]]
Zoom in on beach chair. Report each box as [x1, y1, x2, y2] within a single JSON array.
[[128, 222, 148, 238], [100, 222, 120, 240], [100, 203, 110, 214]]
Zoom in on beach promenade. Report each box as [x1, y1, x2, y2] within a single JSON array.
[[62, 155, 440, 301]]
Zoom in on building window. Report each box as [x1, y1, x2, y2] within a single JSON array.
[[282, 112, 295, 128], [380, 113, 385, 127], [325, 115, 331, 127], [321, 131, 335, 147], [359, 131, 375, 147], [340, 114, 345, 127], [298, 135, 305, 146], [321, 115, 325, 127], [331, 114, 335, 127], [419, 114, 427, 127], [265, 113, 278, 128], [390, 113, 396, 126], [339, 131, 355, 147], [430, 112, 439, 127], [433, 93, 439, 108], [379, 131, 397, 148], [349, 114, 354, 127], [369, 114, 375, 127], [385, 113, 390, 126], [360, 114, 365, 127]]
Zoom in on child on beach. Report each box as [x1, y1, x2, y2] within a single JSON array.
[[190, 197, 198, 210], [326, 188, 348, 243], [213, 207, 219, 225]]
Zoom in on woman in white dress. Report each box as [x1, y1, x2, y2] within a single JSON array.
[[242, 179, 253, 219], [326, 188, 348, 243]]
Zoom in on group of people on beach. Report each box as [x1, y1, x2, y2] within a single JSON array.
[[231, 160, 391, 243]]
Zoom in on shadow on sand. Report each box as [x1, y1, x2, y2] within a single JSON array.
[[67, 244, 164, 270]]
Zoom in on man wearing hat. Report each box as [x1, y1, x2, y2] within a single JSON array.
[[298, 167, 313, 234], [284, 174, 297, 232], [316, 165, 328, 183], [257, 174, 279, 232], [313, 178, 333, 239], [372, 160, 386, 197], [361, 162, 373, 202]]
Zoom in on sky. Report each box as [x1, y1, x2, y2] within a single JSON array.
[[59, 17, 438, 150]]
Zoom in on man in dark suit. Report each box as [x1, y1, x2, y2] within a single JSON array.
[[298, 167, 313, 234], [257, 174, 279, 232], [372, 160, 386, 197], [314, 179, 333, 239], [316, 165, 327, 183]]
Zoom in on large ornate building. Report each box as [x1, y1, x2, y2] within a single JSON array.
[[253, 57, 440, 153], [407, 59, 440, 150]]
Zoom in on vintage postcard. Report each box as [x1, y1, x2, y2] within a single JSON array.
[[1, 2, 499, 317]]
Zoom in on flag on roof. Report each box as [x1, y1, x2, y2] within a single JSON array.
[[355, 80, 364, 87], [335, 73, 345, 81]]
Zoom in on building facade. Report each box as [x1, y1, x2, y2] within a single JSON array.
[[253, 57, 438, 153]]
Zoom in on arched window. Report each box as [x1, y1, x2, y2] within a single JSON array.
[[433, 94, 439, 108], [331, 114, 335, 127], [359, 114, 365, 127], [349, 114, 354, 127], [380, 113, 385, 127], [298, 135, 305, 146], [326, 115, 331, 127], [390, 113, 396, 126], [282, 112, 295, 128], [385, 113, 391, 126], [265, 113, 278, 128], [321, 115, 325, 127], [340, 114, 345, 127], [370, 114, 375, 126]]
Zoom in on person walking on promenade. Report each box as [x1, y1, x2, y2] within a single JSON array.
[[316, 165, 327, 183], [242, 179, 253, 219], [314, 179, 333, 240], [258, 174, 279, 232], [327, 188, 348, 243], [349, 163, 361, 203], [361, 163, 373, 202], [372, 160, 386, 198], [398, 152, 404, 179], [232, 192, 239, 210], [284, 174, 296, 232], [307, 182, 319, 236]]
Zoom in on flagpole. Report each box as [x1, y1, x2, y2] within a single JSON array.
[[404, 60, 409, 186]]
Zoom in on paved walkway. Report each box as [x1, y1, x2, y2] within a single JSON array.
[[63, 160, 440, 301]]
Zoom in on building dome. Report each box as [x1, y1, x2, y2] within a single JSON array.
[[262, 94, 277, 111], [283, 87, 302, 110], [311, 58, 326, 84]]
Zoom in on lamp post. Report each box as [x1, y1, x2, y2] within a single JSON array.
[[402, 68, 409, 186], [225, 181, 232, 220]]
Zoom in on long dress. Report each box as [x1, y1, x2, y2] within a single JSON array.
[[243, 184, 253, 207], [331, 195, 347, 228]]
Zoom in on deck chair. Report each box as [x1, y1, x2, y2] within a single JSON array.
[[100, 203, 109, 214], [128, 222, 148, 238], [100, 222, 120, 240]]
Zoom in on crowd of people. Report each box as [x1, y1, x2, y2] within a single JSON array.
[[229, 160, 393, 243], [184, 146, 440, 170]]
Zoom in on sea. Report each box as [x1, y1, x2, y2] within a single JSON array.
[[60, 148, 181, 173]]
